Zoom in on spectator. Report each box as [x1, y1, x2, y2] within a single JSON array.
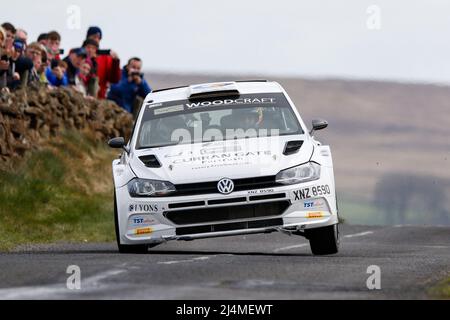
[[16, 28, 28, 44], [63, 47, 87, 85], [74, 60, 92, 96], [85, 26, 121, 99], [36, 44, 50, 85], [45, 59, 68, 87], [1, 22, 15, 57], [24, 42, 46, 85], [108, 57, 151, 115], [0, 26, 8, 90], [37, 33, 48, 46], [46, 31, 62, 60], [10, 38, 34, 88], [82, 38, 100, 97]]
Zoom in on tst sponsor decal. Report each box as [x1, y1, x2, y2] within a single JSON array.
[[130, 215, 158, 226], [128, 204, 159, 213], [293, 185, 331, 200], [303, 199, 326, 209]]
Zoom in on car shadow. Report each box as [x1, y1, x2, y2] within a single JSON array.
[[5, 248, 314, 257]]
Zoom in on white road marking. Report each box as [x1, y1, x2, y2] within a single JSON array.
[[273, 230, 375, 252], [273, 244, 308, 252], [0, 268, 127, 299], [158, 255, 215, 265], [343, 231, 374, 238]]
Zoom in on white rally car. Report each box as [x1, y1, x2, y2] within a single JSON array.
[[109, 80, 339, 255]]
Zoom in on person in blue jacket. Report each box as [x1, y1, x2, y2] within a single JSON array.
[[107, 57, 151, 114], [45, 59, 68, 87]]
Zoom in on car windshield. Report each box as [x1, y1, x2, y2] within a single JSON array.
[[136, 93, 303, 149]]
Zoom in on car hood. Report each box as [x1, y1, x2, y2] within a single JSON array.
[[130, 135, 313, 184]]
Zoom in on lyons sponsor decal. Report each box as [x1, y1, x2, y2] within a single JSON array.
[[128, 204, 159, 213]]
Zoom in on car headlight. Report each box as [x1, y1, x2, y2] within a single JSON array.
[[128, 178, 176, 197], [276, 162, 321, 185]]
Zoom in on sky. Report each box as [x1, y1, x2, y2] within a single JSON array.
[[4, 0, 450, 84]]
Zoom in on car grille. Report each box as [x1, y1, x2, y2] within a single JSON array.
[[176, 218, 284, 236], [172, 175, 279, 196], [165, 200, 290, 225]]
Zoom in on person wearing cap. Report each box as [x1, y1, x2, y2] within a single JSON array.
[[85, 26, 121, 99], [5, 38, 33, 89], [63, 47, 87, 85]]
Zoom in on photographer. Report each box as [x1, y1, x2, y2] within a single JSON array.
[[107, 57, 151, 116], [85, 26, 121, 99], [63, 47, 87, 85]]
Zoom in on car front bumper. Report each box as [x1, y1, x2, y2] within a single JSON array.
[[115, 177, 338, 245]]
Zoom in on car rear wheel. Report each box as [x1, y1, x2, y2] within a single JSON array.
[[306, 224, 340, 255], [114, 191, 150, 254]]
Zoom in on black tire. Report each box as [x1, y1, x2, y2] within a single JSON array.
[[307, 224, 340, 255], [114, 191, 148, 254]]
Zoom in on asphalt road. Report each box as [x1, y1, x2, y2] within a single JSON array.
[[0, 224, 449, 299]]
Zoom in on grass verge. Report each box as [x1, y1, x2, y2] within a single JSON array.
[[0, 130, 117, 251], [429, 277, 450, 299]]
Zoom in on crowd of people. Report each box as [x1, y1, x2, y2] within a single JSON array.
[[0, 23, 151, 115]]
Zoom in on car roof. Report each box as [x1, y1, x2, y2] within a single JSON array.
[[143, 80, 285, 105]]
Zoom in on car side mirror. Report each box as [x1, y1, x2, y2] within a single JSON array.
[[108, 137, 125, 148], [108, 137, 130, 153], [310, 119, 328, 135]]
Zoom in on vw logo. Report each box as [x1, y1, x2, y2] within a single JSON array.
[[217, 178, 234, 194]]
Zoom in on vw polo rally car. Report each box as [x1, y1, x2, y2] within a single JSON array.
[[109, 80, 339, 255]]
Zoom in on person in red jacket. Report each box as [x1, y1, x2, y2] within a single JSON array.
[[85, 26, 121, 99]]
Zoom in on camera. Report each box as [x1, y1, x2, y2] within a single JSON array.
[[97, 49, 111, 56]]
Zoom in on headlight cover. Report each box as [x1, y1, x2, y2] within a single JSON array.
[[128, 178, 176, 197], [276, 162, 321, 185]]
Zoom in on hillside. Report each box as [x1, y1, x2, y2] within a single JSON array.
[[147, 73, 450, 224]]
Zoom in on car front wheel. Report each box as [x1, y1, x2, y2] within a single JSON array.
[[306, 224, 340, 255]]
